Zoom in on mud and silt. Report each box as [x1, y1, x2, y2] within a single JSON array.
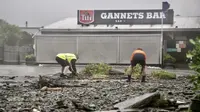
[[0, 74, 195, 112]]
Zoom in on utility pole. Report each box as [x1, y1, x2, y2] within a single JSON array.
[[161, 1, 170, 66], [160, 10, 164, 67]]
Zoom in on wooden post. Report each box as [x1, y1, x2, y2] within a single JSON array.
[[2, 39, 5, 64], [17, 40, 20, 65]]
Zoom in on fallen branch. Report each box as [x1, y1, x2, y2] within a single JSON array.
[[37, 75, 87, 89]]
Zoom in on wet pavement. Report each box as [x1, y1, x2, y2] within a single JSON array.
[[0, 64, 195, 77], [0, 65, 93, 77]]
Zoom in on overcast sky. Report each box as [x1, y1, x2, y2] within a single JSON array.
[[0, 0, 199, 27]]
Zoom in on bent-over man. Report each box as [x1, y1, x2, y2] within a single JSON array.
[[55, 53, 78, 77], [129, 48, 147, 82]]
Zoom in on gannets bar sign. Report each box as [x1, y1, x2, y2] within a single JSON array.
[[77, 9, 174, 25]]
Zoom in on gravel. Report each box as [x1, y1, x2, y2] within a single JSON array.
[[0, 73, 195, 112]]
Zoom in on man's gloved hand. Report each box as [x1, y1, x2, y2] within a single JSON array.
[[72, 72, 78, 76]]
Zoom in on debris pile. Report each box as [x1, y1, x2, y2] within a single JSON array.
[[0, 73, 194, 112]]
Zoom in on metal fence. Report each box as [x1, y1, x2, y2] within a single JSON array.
[[0, 45, 33, 64]]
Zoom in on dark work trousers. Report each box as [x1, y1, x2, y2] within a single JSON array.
[[129, 53, 146, 82], [68, 59, 77, 74], [131, 53, 146, 73]]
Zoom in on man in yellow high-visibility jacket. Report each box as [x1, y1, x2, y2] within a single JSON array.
[[55, 53, 78, 76]]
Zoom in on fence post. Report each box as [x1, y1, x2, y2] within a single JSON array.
[[2, 40, 5, 64], [117, 36, 120, 64], [17, 46, 20, 64], [17, 41, 20, 65], [76, 36, 79, 55]]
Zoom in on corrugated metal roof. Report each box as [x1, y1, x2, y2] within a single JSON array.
[[44, 16, 200, 29]]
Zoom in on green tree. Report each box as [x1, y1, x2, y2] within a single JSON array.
[[187, 36, 200, 90], [187, 37, 200, 73], [0, 19, 33, 46], [19, 31, 33, 46]]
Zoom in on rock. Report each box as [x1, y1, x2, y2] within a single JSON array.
[[56, 100, 64, 106], [187, 95, 194, 99], [8, 83, 18, 88], [178, 104, 190, 111], [19, 108, 32, 111], [95, 80, 102, 83], [89, 104, 96, 108], [9, 76, 16, 80], [0, 108, 5, 112], [94, 96, 100, 99], [24, 80, 30, 83], [80, 82, 88, 86], [33, 108, 40, 112], [182, 91, 194, 95], [152, 98, 169, 108], [46, 87, 63, 91], [168, 92, 173, 95], [40, 86, 48, 91], [123, 85, 128, 88], [157, 109, 169, 112], [83, 105, 95, 111], [50, 108, 55, 111], [114, 92, 160, 110], [148, 87, 158, 93], [103, 93, 107, 96], [159, 84, 165, 88], [176, 100, 187, 105], [121, 108, 142, 112], [168, 99, 176, 106], [165, 107, 176, 111], [71, 99, 83, 109], [113, 100, 120, 104], [56, 100, 68, 109]]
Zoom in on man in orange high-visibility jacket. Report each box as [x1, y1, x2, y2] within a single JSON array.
[[128, 48, 147, 82]]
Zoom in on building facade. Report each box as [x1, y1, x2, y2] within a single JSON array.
[[34, 9, 200, 66]]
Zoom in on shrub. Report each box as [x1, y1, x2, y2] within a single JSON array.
[[124, 64, 142, 79], [25, 54, 35, 61], [194, 94, 200, 100], [163, 53, 176, 63], [186, 37, 200, 91], [188, 73, 200, 91], [151, 95, 169, 108], [151, 70, 176, 79], [82, 63, 112, 75]]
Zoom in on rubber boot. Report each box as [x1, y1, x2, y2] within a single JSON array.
[[60, 73, 65, 77], [141, 75, 146, 82], [127, 75, 131, 82]]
